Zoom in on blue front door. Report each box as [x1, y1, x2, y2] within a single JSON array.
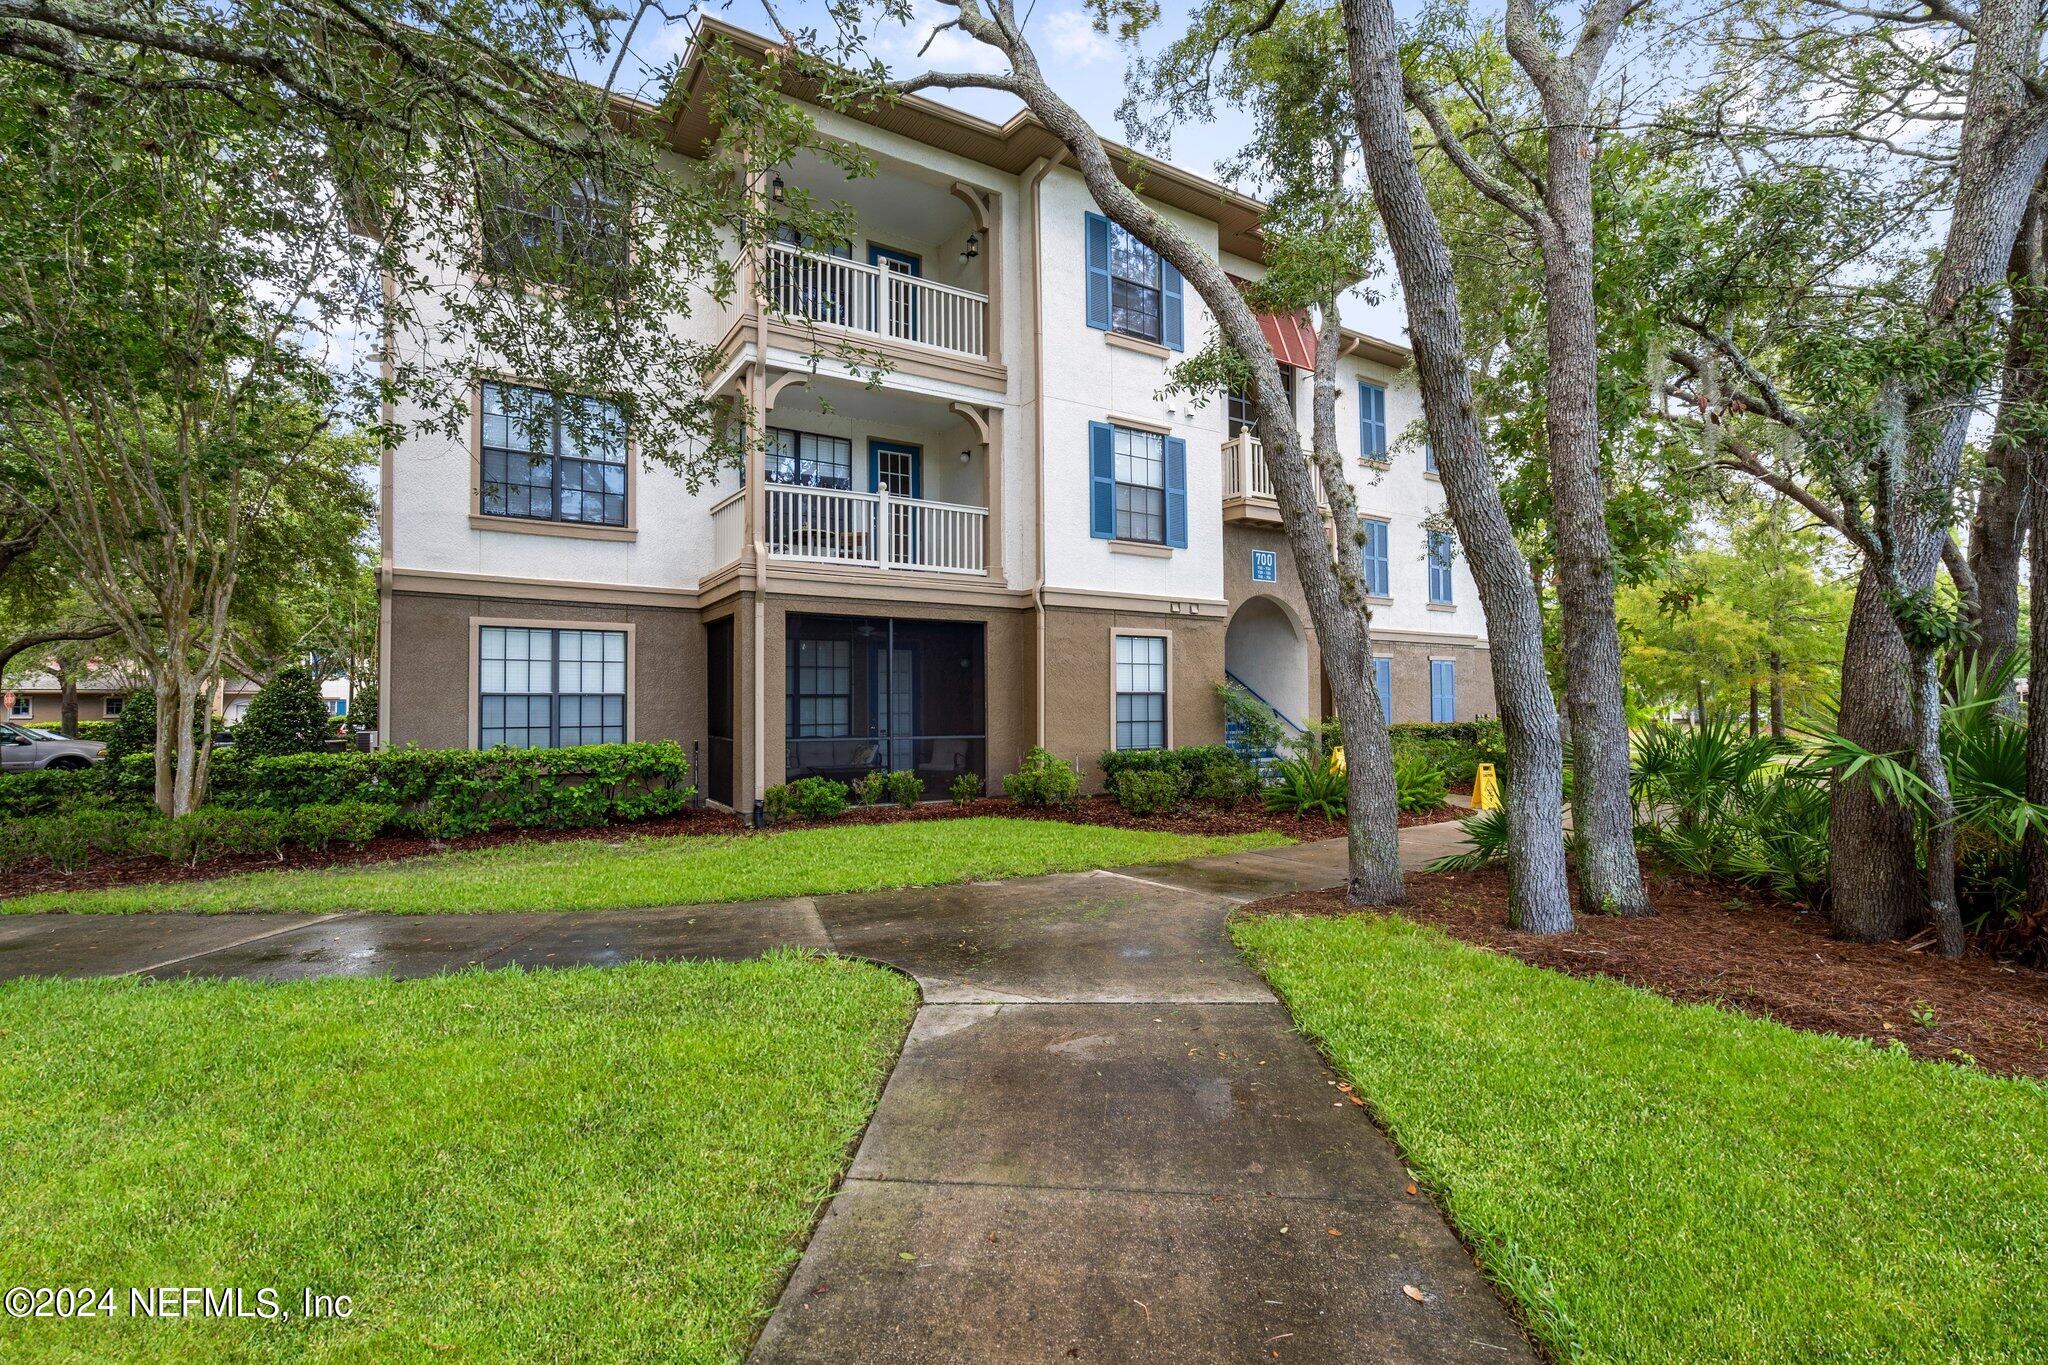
[[869, 440, 924, 567], [868, 245, 922, 340]]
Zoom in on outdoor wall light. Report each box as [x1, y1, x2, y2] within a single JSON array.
[[961, 232, 980, 261], [770, 175, 786, 204]]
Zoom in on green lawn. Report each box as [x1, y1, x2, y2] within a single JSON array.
[[3, 817, 1289, 915], [1234, 912, 2048, 1363], [0, 955, 916, 1362]]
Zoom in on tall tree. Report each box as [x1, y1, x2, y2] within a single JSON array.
[[1341, 0, 1575, 931], [1403, 0, 1650, 915], [1966, 176, 2045, 709], [1655, 0, 2048, 955]]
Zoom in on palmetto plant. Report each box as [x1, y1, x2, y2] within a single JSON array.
[[1629, 721, 1785, 826]]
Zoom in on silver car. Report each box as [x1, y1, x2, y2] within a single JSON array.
[[0, 722, 105, 772]]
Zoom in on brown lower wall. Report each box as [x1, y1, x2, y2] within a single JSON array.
[[384, 581, 1493, 804], [1042, 605, 1228, 789], [385, 590, 705, 752]]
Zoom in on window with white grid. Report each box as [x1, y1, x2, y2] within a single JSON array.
[[1114, 425, 1167, 544], [1114, 634, 1167, 751], [478, 626, 626, 749]]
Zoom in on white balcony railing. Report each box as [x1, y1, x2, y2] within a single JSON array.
[[1223, 433, 1328, 509], [765, 484, 988, 575], [762, 241, 990, 360]]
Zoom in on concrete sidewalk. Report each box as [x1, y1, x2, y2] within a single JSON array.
[[0, 817, 1527, 1362]]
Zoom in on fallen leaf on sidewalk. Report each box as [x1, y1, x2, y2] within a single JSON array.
[[1402, 1284, 1427, 1303]]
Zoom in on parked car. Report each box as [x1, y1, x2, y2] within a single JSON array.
[[0, 723, 105, 772]]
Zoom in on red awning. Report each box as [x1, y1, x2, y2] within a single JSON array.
[[1227, 273, 1318, 369]]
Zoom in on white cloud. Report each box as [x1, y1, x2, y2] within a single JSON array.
[[1038, 9, 1117, 67]]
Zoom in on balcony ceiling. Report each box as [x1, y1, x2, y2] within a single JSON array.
[[768, 374, 979, 436], [779, 147, 973, 253]]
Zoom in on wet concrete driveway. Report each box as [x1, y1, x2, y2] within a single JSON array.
[[0, 820, 1529, 1362]]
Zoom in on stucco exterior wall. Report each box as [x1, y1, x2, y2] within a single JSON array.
[[1041, 604, 1228, 789], [386, 589, 704, 753]]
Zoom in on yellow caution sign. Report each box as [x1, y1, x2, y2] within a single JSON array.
[[1473, 762, 1502, 810], [1330, 745, 1345, 774]]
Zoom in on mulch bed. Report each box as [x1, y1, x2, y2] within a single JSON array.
[[1246, 864, 2048, 1081], [0, 795, 1459, 903]]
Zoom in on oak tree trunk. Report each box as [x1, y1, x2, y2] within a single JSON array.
[[1342, 0, 1572, 931], [1831, 574, 1925, 942], [1971, 183, 2045, 708], [1514, 15, 1649, 917]]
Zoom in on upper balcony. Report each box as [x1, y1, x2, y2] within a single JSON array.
[[1222, 432, 1328, 526], [734, 150, 1004, 388], [763, 243, 989, 361]]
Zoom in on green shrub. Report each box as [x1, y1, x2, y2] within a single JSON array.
[[1107, 768, 1181, 817], [0, 766, 120, 819], [137, 806, 290, 865], [884, 770, 922, 807], [1002, 747, 1080, 808], [1393, 751, 1449, 813], [1389, 719, 1506, 786], [1098, 745, 1255, 802], [1217, 680, 1286, 753], [101, 691, 158, 766], [70, 720, 119, 742], [209, 740, 692, 835], [1192, 754, 1260, 803], [346, 679, 378, 731], [948, 771, 984, 806], [1265, 754, 1347, 820], [783, 776, 849, 821], [762, 784, 793, 826], [0, 809, 157, 871], [234, 667, 334, 759], [285, 801, 395, 851], [850, 771, 889, 806]]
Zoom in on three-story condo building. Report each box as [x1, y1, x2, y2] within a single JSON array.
[[377, 18, 1494, 806]]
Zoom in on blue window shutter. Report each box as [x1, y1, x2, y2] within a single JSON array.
[[1359, 383, 1387, 459], [1085, 214, 1112, 331], [1374, 657, 1393, 722], [1162, 261, 1185, 350], [866, 444, 878, 493], [1431, 660, 1456, 722], [1089, 421, 1115, 539], [1364, 520, 1389, 596], [1164, 435, 1188, 548]]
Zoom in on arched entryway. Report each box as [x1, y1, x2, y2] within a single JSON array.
[[1223, 594, 1312, 730]]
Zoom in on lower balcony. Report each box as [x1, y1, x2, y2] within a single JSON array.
[[763, 484, 988, 576]]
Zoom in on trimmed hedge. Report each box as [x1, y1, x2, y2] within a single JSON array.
[[1098, 744, 1258, 802], [1107, 768, 1181, 816], [1, 801, 395, 871], [207, 741, 694, 837], [0, 766, 120, 819]]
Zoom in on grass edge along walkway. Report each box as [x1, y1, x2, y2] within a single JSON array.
[[3, 817, 1292, 915], [1233, 911, 2048, 1364], [0, 953, 917, 1362]]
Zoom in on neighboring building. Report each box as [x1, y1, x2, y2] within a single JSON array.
[[221, 677, 357, 725], [377, 18, 1494, 805], [2, 672, 257, 727]]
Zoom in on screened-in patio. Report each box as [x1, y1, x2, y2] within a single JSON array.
[[784, 614, 986, 799]]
